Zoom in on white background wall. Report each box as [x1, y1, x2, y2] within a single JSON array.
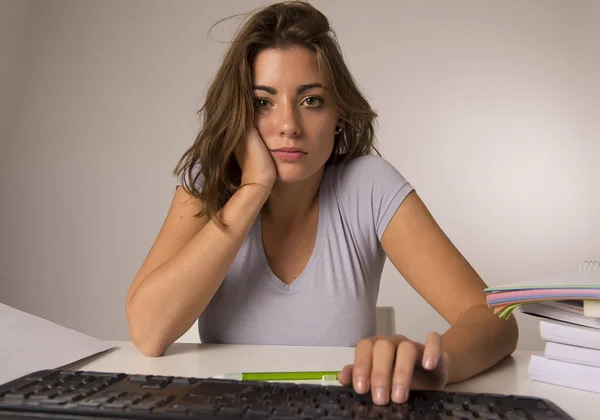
[[1, 0, 598, 351]]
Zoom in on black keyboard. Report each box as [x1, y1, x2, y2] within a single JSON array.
[[0, 369, 573, 419]]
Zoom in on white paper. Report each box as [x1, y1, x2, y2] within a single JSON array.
[[0, 302, 114, 385], [539, 319, 600, 350], [519, 302, 600, 329], [545, 342, 600, 368], [529, 354, 600, 394]]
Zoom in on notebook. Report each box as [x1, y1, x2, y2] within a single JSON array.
[[545, 341, 600, 368], [519, 301, 600, 329], [526, 311, 600, 394], [484, 260, 600, 319], [529, 354, 600, 394], [539, 319, 600, 350]]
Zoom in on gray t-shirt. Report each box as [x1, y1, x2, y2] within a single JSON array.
[[193, 155, 414, 346]]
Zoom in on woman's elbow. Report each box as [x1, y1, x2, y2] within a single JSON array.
[[134, 338, 167, 357], [128, 324, 168, 357], [126, 301, 169, 357]]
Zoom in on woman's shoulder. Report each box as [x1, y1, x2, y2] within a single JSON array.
[[329, 154, 408, 186], [325, 154, 414, 241]]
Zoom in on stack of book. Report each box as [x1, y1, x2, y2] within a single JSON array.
[[485, 264, 600, 394]]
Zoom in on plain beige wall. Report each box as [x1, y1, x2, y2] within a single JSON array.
[[1, 0, 598, 351]]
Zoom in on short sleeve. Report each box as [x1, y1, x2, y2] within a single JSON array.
[[334, 155, 414, 242], [178, 161, 203, 192]]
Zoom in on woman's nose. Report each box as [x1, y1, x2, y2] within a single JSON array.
[[277, 102, 302, 138]]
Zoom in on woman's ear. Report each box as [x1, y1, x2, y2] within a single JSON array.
[[334, 118, 344, 134]]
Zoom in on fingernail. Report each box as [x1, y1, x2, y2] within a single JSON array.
[[373, 387, 387, 405], [392, 384, 406, 403], [356, 377, 368, 393], [423, 356, 435, 370]]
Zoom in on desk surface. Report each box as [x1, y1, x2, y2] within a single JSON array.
[[75, 341, 596, 419]]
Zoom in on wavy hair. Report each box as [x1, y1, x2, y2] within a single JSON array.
[[174, 1, 378, 227]]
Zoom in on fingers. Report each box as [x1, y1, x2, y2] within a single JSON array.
[[351, 335, 406, 404], [348, 334, 444, 406], [337, 364, 353, 386], [369, 338, 397, 405], [352, 338, 374, 394], [422, 332, 443, 370], [391, 340, 419, 404]]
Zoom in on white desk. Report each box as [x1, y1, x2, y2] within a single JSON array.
[[75, 341, 597, 419]]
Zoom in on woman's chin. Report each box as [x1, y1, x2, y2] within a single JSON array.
[[275, 173, 306, 184], [274, 167, 312, 184], [273, 160, 327, 185]]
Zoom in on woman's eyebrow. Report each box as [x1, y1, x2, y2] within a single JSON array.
[[297, 83, 324, 94], [252, 83, 324, 95]]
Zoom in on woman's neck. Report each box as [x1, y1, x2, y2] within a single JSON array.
[[261, 166, 325, 226]]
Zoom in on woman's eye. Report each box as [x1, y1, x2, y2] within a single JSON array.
[[303, 96, 323, 107], [254, 98, 270, 109]]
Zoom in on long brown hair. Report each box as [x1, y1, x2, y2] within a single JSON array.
[[174, 1, 378, 227]]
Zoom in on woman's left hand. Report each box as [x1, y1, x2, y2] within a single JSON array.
[[338, 333, 449, 405]]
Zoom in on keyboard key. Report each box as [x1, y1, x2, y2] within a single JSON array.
[[442, 402, 466, 411], [218, 406, 245, 416], [171, 377, 197, 386], [129, 396, 167, 412], [449, 393, 473, 405], [28, 392, 60, 401], [476, 414, 503, 420], [82, 372, 126, 380], [141, 379, 170, 389], [2, 391, 35, 400], [302, 406, 326, 416], [188, 404, 219, 415], [38, 397, 70, 405], [101, 401, 129, 410], [244, 412, 272, 419], [167, 404, 190, 413], [271, 407, 298, 416], [77, 401, 102, 408], [355, 411, 381, 419], [245, 407, 273, 417], [129, 375, 150, 383]]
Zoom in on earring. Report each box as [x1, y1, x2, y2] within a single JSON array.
[[335, 126, 342, 134]]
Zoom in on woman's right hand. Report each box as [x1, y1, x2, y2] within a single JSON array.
[[234, 125, 277, 191]]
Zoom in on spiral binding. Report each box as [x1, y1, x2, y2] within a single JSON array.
[[579, 260, 600, 271]]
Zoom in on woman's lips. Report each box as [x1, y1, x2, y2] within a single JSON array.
[[272, 149, 306, 161]]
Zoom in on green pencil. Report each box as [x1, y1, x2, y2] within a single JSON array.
[[213, 371, 340, 381]]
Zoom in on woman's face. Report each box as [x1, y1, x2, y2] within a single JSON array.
[[252, 46, 338, 184]]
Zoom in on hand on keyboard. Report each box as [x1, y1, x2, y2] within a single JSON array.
[[338, 333, 448, 406]]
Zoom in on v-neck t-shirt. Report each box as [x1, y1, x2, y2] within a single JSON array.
[[195, 154, 414, 346]]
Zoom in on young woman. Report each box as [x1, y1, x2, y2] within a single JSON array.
[[125, 1, 518, 406]]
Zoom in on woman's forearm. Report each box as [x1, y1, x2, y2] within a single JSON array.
[[442, 304, 519, 384], [126, 184, 270, 357]]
